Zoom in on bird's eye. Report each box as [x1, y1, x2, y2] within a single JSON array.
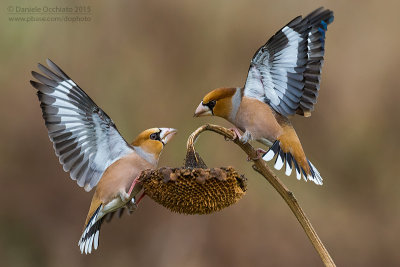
[[150, 133, 158, 140], [206, 100, 216, 110]]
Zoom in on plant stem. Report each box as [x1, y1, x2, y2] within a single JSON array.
[[187, 124, 336, 267]]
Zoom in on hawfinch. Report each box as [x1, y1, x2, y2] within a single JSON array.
[[194, 8, 333, 185], [30, 59, 177, 254]]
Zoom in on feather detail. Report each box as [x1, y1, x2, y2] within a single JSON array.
[[243, 7, 334, 117], [30, 59, 134, 191], [78, 205, 104, 254], [261, 122, 323, 186]]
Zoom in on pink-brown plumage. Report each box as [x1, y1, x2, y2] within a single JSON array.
[[194, 7, 333, 185], [30, 59, 177, 254]]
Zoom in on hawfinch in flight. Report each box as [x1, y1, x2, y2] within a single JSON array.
[[30, 59, 177, 254], [194, 7, 334, 185]]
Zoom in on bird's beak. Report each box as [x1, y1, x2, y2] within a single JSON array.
[[194, 102, 212, 117], [159, 128, 177, 144]]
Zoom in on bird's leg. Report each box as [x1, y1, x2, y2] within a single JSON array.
[[239, 130, 252, 144], [127, 175, 141, 196], [119, 191, 131, 203], [124, 175, 146, 212], [135, 192, 146, 205], [247, 148, 267, 161], [126, 198, 138, 213], [120, 175, 141, 203], [126, 192, 146, 212], [225, 127, 242, 141]]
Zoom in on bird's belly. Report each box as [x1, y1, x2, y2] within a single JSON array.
[[257, 138, 274, 147], [234, 97, 283, 142], [96, 152, 153, 203], [102, 197, 125, 214]]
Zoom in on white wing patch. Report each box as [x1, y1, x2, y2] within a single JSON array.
[[244, 26, 304, 116], [243, 8, 334, 117], [31, 59, 134, 191]]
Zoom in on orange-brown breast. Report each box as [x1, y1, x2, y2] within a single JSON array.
[[83, 152, 154, 227], [233, 96, 283, 141], [96, 152, 154, 201], [234, 96, 310, 175], [83, 152, 154, 226]]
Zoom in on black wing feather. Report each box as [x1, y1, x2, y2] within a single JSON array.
[[30, 59, 134, 191], [244, 7, 334, 117]]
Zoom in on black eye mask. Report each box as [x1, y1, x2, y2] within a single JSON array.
[[150, 131, 161, 141], [204, 100, 216, 114]]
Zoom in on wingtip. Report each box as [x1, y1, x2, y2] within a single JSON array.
[[84, 183, 92, 192], [46, 58, 55, 67], [29, 80, 37, 87]]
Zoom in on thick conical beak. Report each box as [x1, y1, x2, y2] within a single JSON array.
[[159, 128, 177, 144], [194, 102, 212, 117]]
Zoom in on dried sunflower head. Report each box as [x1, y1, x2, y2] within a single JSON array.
[[138, 167, 247, 215]]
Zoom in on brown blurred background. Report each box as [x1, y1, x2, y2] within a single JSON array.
[[1, 0, 399, 266]]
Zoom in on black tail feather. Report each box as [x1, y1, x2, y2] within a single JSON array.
[[262, 140, 323, 185], [78, 206, 104, 254]]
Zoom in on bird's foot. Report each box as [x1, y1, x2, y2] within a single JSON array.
[[125, 192, 146, 213], [135, 192, 146, 205], [247, 148, 267, 161], [225, 127, 242, 141], [127, 175, 141, 196], [120, 191, 131, 203], [126, 198, 138, 212], [239, 131, 252, 144]]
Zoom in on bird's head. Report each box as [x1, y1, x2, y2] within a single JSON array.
[[194, 88, 236, 119], [132, 128, 177, 162]]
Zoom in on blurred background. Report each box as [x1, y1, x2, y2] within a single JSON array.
[[1, 0, 399, 266]]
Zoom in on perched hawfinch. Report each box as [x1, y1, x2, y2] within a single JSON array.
[[194, 8, 334, 185], [30, 59, 177, 254]]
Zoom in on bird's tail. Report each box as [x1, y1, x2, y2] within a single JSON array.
[[78, 205, 104, 254], [262, 140, 322, 185]]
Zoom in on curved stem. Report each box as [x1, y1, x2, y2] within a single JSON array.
[[187, 124, 336, 267]]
